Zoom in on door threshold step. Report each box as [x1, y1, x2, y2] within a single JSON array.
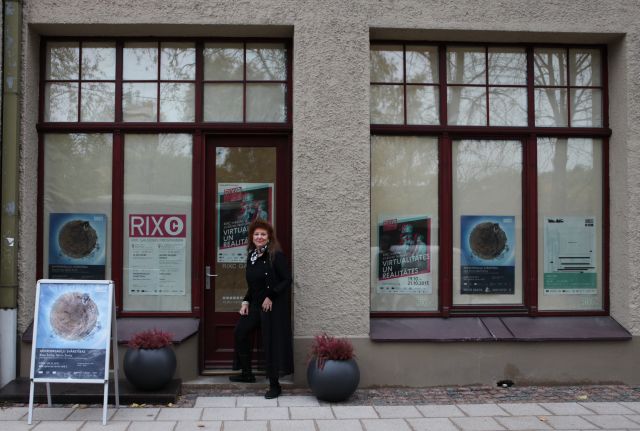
[[183, 375, 293, 386]]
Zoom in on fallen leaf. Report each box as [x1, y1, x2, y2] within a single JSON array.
[[167, 403, 174, 407], [130, 403, 140, 408], [577, 395, 588, 400], [538, 416, 548, 422]]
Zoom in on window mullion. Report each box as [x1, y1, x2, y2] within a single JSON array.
[[439, 133, 453, 316]]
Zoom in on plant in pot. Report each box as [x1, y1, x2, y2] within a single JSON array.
[[306, 333, 360, 402], [123, 329, 177, 391]]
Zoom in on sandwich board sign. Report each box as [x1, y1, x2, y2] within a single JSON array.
[[28, 279, 119, 425]]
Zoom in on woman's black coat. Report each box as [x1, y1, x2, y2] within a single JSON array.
[[233, 250, 293, 376]]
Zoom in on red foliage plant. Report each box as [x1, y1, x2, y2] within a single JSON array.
[[128, 329, 173, 349], [309, 333, 354, 370]]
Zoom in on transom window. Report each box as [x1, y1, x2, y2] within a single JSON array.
[[370, 42, 608, 317]]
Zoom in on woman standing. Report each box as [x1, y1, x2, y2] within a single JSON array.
[[229, 219, 293, 399]]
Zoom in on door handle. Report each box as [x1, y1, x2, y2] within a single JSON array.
[[205, 265, 218, 290]]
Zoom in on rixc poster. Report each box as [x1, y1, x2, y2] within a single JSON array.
[[32, 281, 112, 380], [217, 183, 274, 263], [128, 214, 187, 295], [544, 216, 597, 294], [377, 216, 432, 294], [48, 213, 107, 279], [461, 215, 515, 294]]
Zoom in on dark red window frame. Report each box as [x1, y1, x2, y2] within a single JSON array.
[[370, 41, 610, 318], [36, 36, 293, 317]]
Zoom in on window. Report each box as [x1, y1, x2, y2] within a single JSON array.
[[38, 38, 291, 315], [370, 43, 608, 316]]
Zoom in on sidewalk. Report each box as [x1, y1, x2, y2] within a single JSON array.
[[4, 385, 640, 430]]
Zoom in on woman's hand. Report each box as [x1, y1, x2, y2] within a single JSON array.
[[262, 297, 272, 312], [239, 303, 249, 315]]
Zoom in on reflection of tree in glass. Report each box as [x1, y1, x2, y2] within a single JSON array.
[[215, 147, 276, 184], [161, 45, 195, 80], [204, 46, 243, 79], [372, 137, 438, 189], [454, 140, 522, 208], [48, 44, 79, 79], [247, 46, 286, 80], [447, 49, 485, 125]]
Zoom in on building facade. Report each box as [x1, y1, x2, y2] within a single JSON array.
[[3, 0, 640, 387]]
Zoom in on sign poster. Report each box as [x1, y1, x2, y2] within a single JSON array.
[[217, 183, 274, 263], [377, 216, 432, 294], [127, 214, 187, 295], [48, 213, 107, 279], [32, 281, 112, 380], [461, 215, 515, 294], [544, 216, 597, 294]]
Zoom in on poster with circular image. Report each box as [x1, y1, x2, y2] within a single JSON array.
[[48, 213, 107, 279], [31, 280, 113, 381], [460, 215, 515, 294]]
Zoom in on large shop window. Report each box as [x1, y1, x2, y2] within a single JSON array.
[[38, 38, 290, 315], [370, 43, 608, 316]]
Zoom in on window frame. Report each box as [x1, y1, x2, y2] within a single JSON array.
[[370, 40, 610, 318], [36, 36, 293, 318]]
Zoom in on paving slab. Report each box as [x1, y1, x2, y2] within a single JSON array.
[[0, 406, 28, 420], [201, 407, 245, 421], [416, 404, 465, 417], [373, 405, 421, 418], [406, 417, 459, 431], [222, 420, 267, 431], [127, 421, 176, 431], [316, 419, 364, 431], [539, 402, 593, 415], [246, 406, 289, 420], [581, 414, 640, 429], [458, 403, 509, 417], [32, 420, 84, 430], [194, 397, 236, 407], [543, 415, 598, 429], [173, 420, 222, 431], [111, 408, 159, 421], [579, 402, 636, 414], [497, 403, 552, 416], [332, 406, 378, 419], [236, 396, 277, 407], [361, 418, 412, 431], [276, 396, 320, 407], [66, 407, 115, 421], [81, 422, 130, 431], [451, 416, 506, 431], [269, 419, 316, 431], [495, 416, 553, 430], [290, 406, 334, 419], [30, 407, 76, 421], [156, 407, 202, 420], [626, 414, 640, 424], [0, 420, 38, 431], [621, 402, 640, 413]]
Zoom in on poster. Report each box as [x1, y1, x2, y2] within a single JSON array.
[[127, 214, 187, 295], [377, 216, 432, 294], [217, 183, 274, 263], [48, 213, 107, 279], [31, 281, 113, 381], [461, 215, 515, 294], [544, 216, 597, 294]]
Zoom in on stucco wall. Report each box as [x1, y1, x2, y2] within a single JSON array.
[[16, 1, 640, 346]]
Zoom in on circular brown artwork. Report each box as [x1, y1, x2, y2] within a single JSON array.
[[49, 292, 99, 341], [469, 222, 508, 260], [58, 220, 98, 259]]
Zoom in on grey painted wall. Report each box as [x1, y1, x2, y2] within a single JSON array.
[[13, 0, 640, 385]]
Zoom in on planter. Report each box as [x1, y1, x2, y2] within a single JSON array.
[[123, 346, 177, 391], [307, 357, 360, 402]]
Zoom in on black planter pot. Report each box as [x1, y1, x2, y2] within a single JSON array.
[[307, 357, 360, 402], [123, 346, 177, 391]]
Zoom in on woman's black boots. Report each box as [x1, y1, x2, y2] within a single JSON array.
[[229, 354, 256, 383], [264, 373, 282, 399]]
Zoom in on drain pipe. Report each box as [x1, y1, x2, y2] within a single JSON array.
[[0, 0, 22, 388]]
